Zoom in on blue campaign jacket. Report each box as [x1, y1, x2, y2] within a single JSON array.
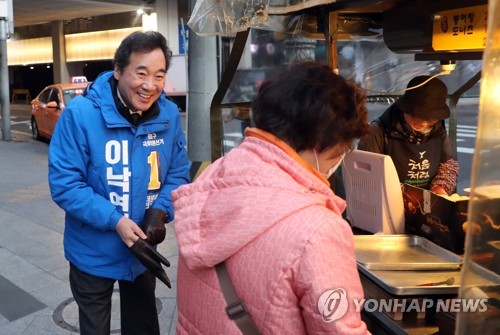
[[48, 71, 191, 281]]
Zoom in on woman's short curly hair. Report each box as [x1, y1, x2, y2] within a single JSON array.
[[252, 61, 369, 153]]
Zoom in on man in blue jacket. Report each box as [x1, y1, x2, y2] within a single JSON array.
[[48, 31, 190, 335]]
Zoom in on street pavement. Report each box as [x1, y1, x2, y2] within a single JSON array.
[[0, 109, 178, 334]]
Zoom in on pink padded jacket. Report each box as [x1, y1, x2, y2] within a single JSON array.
[[172, 134, 370, 335]]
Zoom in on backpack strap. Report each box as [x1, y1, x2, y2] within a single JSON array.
[[215, 262, 262, 335]]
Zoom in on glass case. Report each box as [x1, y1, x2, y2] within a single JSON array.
[[455, 1, 500, 333]]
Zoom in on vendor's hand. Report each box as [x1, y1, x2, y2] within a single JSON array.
[[431, 186, 448, 195], [116, 216, 147, 247], [141, 208, 167, 245], [129, 238, 171, 288]]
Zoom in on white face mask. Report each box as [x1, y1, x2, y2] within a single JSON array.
[[417, 126, 433, 136], [314, 149, 346, 180]]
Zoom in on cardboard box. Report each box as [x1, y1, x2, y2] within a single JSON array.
[[402, 184, 468, 254]]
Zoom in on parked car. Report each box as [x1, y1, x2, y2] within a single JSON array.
[[31, 81, 90, 140]]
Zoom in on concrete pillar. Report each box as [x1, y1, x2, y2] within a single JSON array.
[[155, 0, 180, 55], [0, 18, 11, 141], [51, 21, 70, 83], [186, 0, 218, 162]]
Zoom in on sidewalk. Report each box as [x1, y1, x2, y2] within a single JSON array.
[[0, 135, 178, 334]]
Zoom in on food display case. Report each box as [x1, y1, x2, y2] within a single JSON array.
[[455, 1, 500, 333]]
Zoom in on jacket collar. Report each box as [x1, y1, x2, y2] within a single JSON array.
[[245, 128, 330, 186], [85, 71, 168, 128], [378, 104, 446, 143]]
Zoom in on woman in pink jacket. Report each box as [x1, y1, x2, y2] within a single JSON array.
[[172, 61, 371, 334]]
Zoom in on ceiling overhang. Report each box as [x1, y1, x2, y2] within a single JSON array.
[[12, 0, 154, 27]]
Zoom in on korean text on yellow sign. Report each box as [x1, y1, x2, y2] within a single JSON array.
[[432, 5, 488, 52]]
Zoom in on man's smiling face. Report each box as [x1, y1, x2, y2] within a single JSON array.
[[114, 48, 166, 112]]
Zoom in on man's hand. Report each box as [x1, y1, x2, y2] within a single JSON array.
[[129, 238, 171, 288], [116, 216, 147, 247], [431, 186, 448, 196], [141, 208, 167, 245], [116, 215, 171, 288]]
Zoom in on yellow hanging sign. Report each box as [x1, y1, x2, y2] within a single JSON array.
[[432, 5, 488, 51]]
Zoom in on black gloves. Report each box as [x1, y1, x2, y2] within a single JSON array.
[[141, 208, 167, 245], [129, 208, 170, 287], [129, 238, 171, 288]]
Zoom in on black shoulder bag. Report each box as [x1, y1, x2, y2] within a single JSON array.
[[215, 262, 262, 335]]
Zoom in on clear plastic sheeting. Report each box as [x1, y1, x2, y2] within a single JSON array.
[[337, 39, 482, 95], [455, 0, 500, 332], [187, 0, 336, 36], [219, 29, 481, 107]]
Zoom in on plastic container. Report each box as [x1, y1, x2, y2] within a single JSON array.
[[455, 1, 500, 333]]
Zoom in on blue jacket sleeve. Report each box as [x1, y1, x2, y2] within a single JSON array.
[[48, 106, 122, 231], [151, 112, 191, 221]]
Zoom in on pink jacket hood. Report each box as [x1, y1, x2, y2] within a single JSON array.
[[173, 136, 346, 270]]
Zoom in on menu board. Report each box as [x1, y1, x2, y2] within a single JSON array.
[[432, 4, 488, 51]]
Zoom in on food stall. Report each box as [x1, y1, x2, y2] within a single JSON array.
[[187, 0, 499, 333]]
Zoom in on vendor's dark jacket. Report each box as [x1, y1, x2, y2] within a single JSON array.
[[357, 104, 455, 190]]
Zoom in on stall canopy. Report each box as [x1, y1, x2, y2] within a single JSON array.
[[188, 0, 484, 98], [188, 0, 486, 160], [188, 0, 369, 36]]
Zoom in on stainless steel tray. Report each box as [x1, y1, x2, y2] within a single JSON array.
[[358, 267, 462, 295], [355, 235, 499, 295], [354, 235, 463, 271], [358, 262, 498, 296]]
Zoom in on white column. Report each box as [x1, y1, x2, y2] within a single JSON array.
[[186, 0, 218, 161], [51, 20, 70, 83], [0, 18, 11, 141], [154, 0, 180, 55]]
